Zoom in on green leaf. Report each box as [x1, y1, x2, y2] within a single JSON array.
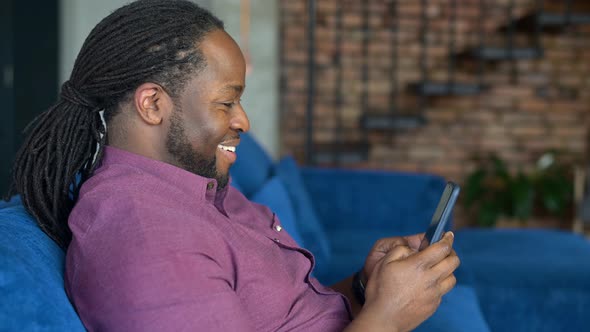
[[477, 201, 501, 227], [464, 169, 486, 208], [491, 155, 510, 181], [536, 170, 573, 216], [510, 173, 534, 220]]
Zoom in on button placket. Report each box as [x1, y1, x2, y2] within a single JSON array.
[[271, 213, 282, 233], [204, 181, 218, 202], [269, 213, 298, 248], [268, 213, 282, 244]]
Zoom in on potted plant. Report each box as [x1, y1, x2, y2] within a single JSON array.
[[464, 152, 574, 228]]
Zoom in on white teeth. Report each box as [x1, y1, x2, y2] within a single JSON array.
[[218, 145, 236, 153]]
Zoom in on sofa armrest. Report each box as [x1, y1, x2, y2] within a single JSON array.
[[300, 167, 448, 235]]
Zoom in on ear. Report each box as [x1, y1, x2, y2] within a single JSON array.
[[133, 82, 173, 125]]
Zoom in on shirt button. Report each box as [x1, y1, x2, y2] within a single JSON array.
[[207, 182, 215, 190], [274, 225, 283, 232]]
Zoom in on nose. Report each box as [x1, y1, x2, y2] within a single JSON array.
[[231, 103, 250, 133]]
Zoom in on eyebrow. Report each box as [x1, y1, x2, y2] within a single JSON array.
[[218, 85, 244, 94]]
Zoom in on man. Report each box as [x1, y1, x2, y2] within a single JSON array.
[[9, 0, 459, 331]]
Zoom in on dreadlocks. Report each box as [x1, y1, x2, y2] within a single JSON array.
[[7, 0, 224, 248]]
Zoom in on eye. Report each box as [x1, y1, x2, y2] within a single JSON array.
[[220, 99, 242, 108]]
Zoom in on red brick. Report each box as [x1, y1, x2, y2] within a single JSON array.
[[511, 126, 548, 137], [553, 127, 587, 139], [551, 101, 588, 112], [491, 86, 534, 98], [503, 113, 543, 126], [408, 146, 445, 160], [519, 99, 550, 112], [425, 109, 458, 122], [480, 136, 515, 150]]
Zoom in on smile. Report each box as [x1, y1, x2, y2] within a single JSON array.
[[218, 144, 236, 152]]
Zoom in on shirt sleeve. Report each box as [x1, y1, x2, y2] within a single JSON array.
[[66, 198, 257, 332]]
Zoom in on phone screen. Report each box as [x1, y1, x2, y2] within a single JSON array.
[[419, 182, 460, 251]]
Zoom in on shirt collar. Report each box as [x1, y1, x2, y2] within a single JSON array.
[[99, 146, 231, 205]]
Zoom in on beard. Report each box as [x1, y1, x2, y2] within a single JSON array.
[[165, 110, 229, 190]]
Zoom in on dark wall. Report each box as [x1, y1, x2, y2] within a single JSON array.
[[0, 0, 59, 193], [0, 0, 15, 194]]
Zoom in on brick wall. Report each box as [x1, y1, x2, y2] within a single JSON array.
[[279, 0, 590, 228]]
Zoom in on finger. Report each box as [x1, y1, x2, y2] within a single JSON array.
[[403, 233, 425, 251], [430, 250, 461, 280], [372, 237, 411, 254], [383, 245, 415, 262], [437, 274, 457, 297], [411, 232, 454, 268]]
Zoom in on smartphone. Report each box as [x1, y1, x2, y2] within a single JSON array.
[[419, 182, 461, 251]]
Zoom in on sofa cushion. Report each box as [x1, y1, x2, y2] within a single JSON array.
[[414, 285, 491, 332], [474, 284, 590, 332], [454, 228, 590, 332], [274, 156, 332, 270], [454, 228, 590, 288], [230, 133, 274, 196], [251, 176, 304, 246], [0, 204, 85, 331]]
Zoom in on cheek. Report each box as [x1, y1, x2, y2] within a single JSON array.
[[183, 112, 228, 149]]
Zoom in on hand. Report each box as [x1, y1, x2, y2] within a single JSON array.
[[358, 232, 460, 332], [362, 233, 424, 283]]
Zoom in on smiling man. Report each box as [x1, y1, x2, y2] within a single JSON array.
[[8, 1, 459, 331]]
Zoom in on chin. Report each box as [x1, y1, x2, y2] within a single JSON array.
[[215, 164, 230, 187]]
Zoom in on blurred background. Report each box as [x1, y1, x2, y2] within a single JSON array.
[[2, 0, 590, 232]]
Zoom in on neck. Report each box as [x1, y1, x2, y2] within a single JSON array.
[[107, 118, 167, 164]]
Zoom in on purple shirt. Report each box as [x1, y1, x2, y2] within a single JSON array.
[[65, 146, 352, 331]]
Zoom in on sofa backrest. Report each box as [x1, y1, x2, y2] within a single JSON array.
[[0, 200, 85, 331], [301, 167, 451, 235]]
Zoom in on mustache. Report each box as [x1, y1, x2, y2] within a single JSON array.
[[220, 134, 241, 142]]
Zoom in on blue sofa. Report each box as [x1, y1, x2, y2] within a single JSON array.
[[230, 133, 590, 332], [1, 133, 589, 331]]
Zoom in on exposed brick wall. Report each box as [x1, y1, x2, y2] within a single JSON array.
[[279, 0, 590, 228]]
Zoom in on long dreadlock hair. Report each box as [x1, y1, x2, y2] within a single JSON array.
[[7, 0, 224, 249]]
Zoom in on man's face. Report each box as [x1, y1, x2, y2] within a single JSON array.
[[165, 30, 249, 189]]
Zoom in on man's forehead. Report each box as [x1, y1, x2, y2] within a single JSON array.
[[193, 30, 246, 95], [218, 85, 244, 94], [200, 31, 244, 62]]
